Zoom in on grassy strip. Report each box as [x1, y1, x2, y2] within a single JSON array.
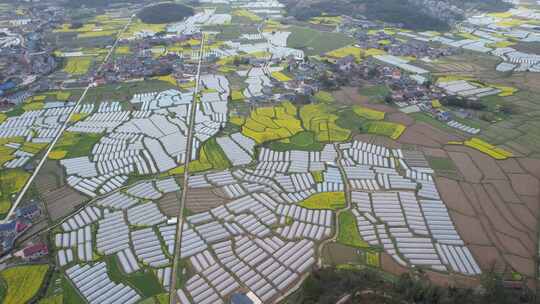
[[337, 210, 369, 248]]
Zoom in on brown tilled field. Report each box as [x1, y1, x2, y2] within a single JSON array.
[[185, 187, 226, 213], [42, 186, 88, 221], [436, 144, 539, 283], [370, 113, 540, 287], [332, 86, 370, 105], [35, 161, 88, 221], [157, 192, 181, 217], [398, 122, 463, 148]]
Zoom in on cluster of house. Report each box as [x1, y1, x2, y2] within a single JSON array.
[[97, 53, 178, 83], [0, 202, 47, 260], [0, 6, 64, 106], [327, 49, 485, 134], [396, 8, 540, 73], [354, 29, 456, 60]]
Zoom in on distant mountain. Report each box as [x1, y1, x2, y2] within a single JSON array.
[[282, 0, 513, 31], [64, 0, 146, 8]]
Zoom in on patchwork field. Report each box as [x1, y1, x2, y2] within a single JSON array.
[[300, 104, 351, 142], [242, 102, 303, 143]]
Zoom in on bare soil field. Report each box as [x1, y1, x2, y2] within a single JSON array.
[[34, 161, 88, 221], [446, 145, 507, 180], [422, 147, 448, 158], [438, 141, 539, 279], [157, 192, 181, 217], [427, 52, 501, 79], [332, 86, 370, 105], [468, 244, 506, 271], [185, 187, 225, 212], [509, 173, 539, 197], [398, 123, 462, 148], [449, 211, 492, 245], [43, 186, 88, 221], [35, 161, 64, 192], [380, 252, 408, 276], [424, 269, 480, 289], [488, 180, 521, 203], [447, 151, 482, 182], [517, 157, 540, 179], [321, 242, 359, 265], [386, 112, 414, 126], [497, 158, 526, 174], [436, 177, 476, 216]]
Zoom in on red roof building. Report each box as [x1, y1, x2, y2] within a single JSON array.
[[22, 243, 48, 260]]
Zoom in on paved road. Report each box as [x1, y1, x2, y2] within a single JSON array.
[[1, 16, 135, 223], [168, 32, 207, 304]]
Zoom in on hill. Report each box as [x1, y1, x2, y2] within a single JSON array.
[[283, 0, 512, 31], [137, 3, 194, 24]]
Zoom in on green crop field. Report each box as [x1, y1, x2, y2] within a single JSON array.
[[51, 132, 103, 160], [267, 131, 324, 151], [337, 211, 369, 248], [201, 138, 232, 169], [287, 26, 355, 56]]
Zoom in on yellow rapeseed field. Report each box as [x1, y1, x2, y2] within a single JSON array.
[[48, 150, 68, 160], [309, 15, 342, 26], [22, 102, 44, 111], [0, 264, 49, 304], [242, 102, 304, 143], [300, 192, 346, 210], [0, 144, 15, 167], [364, 121, 406, 140], [63, 57, 92, 75], [452, 138, 513, 160], [352, 106, 385, 120], [233, 9, 262, 22], [325, 45, 386, 62], [271, 71, 292, 82], [300, 104, 350, 142]]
